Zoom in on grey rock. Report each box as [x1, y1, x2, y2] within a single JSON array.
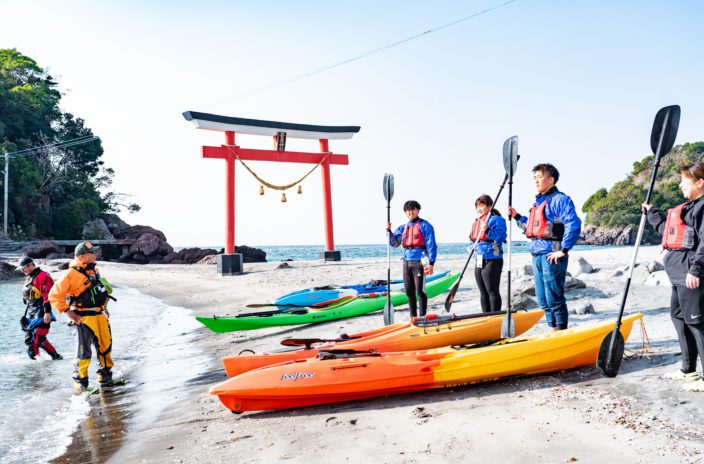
[[22, 240, 61, 259], [511, 293, 539, 310], [277, 262, 291, 269], [568, 257, 593, 276], [81, 219, 114, 240], [647, 259, 665, 273], [565, 276, 587, 291], [522, 264, 534, 276], [569, 302, 596, 315]]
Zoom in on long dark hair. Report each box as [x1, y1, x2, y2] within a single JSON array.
[[475, 194, 500, 216]]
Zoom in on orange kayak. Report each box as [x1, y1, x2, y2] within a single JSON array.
[[210, 313, 642, 413], [222, 309, 545, 376]]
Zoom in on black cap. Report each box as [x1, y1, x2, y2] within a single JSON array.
[[16, 256, 34, 270]]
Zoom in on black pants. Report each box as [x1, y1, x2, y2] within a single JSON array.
[[403, 260, 427, 318], [474, 258, 503, 313], [670, 286, 704, 373]]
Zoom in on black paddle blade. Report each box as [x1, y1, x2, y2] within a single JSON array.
[[383, 173, 395, 202], [595, 330, 625, 378], [502, 136, 519, 176], [383, 300, 394, 325], [444, 283, 459, 312], [500, 312, 516, 338], [650, 105, 680, 158]]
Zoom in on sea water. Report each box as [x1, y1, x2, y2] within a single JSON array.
[[0, 282, 207, 464], [206, 242, 609, 262]]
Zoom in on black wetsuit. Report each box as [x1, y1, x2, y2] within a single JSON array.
[[648, 198, 704, 374]]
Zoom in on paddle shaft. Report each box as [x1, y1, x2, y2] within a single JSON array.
[[506, 153, 514, 328], [386, 199, 393, 320], [605, 109, 671, 366], [444, 173, 509, 311]]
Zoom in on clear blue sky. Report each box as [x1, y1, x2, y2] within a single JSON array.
[[1, 0, 702, 247]]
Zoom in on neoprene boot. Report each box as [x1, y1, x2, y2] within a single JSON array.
[[97, 368, 112, 385]]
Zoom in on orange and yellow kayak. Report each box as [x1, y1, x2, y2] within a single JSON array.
[[222, 309, 545, 376], [210, 313, 642, 413]]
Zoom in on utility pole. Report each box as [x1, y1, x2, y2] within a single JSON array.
[[3, 148, 7, 236]]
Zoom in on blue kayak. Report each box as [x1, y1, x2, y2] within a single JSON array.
[[273, 270, 450, 308]]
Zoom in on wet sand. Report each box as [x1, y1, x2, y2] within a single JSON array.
[[49, 247, 704, 463]]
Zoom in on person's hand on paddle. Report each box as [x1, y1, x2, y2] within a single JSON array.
[[686, 273, 700, 289], [641, 203, 653, 213], [547, 250, 566, 264], [66, 309, 83, 325], [507, 206, 520, 220], [385, 222, 392, 233]]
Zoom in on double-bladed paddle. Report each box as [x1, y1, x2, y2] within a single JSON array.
[[444, 159, 518, 312], [501, 136, 519, 338], [383, 173, 395, 325], [596, 105, 681, 377]]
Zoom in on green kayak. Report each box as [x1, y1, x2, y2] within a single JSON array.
[[196, 273, 460, 333]]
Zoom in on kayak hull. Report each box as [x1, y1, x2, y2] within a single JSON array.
[[210, 313, 642, 413], [197, 273, 460, 333], [222, 309, 545, 376]]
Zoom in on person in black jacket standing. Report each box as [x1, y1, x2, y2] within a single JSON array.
[[645, 161, 704, 392]]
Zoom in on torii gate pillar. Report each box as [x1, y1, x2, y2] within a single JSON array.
[[183, 111, 360, 275]]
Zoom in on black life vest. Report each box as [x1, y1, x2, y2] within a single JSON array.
[[662, 203, 697, 250], [470, 214, 489, 242], [23, 271, 43, 309], [69, 264, 113, 310], [525, 193, 564, 241], [402, 221, 425, 249]]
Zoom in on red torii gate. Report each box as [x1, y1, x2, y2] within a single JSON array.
[[183, 111, 360, 274]]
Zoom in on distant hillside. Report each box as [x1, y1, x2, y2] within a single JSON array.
[[580, 142, 704, 245]]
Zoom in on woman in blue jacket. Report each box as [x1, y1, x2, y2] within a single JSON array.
[[469, 194, 507, 313]]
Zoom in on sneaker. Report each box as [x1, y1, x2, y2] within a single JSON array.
[[50, 352, 63, 361], [682, 379, 704, 392], [663, 370, 701, 381], [73, 376, 88, 389]]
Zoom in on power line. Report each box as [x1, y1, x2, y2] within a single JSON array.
[[7, 135, 99, 158], [201, 0, 519, 108]]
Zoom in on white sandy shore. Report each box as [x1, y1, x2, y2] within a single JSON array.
[[54, 247, 703, 463]]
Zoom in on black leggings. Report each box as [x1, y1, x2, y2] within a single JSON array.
[[403, 260, 427, 317], [474, 258, 503, 313], [670, 286, 704, 373]]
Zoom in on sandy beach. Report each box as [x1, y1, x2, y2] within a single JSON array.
[[45, 246, 704, 464]]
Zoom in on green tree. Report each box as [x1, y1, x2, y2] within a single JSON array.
[[582, 142, 704, 242], [0, 48, 139, 239]]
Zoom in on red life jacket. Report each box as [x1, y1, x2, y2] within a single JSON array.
[[402, 221, 425, 248], [525, 194, 564, 241], [470, 214, 489, 242], [662, 203, 696, 250]]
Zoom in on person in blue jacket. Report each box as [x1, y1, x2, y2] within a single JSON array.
[[508, 163, 582, 330], [387, 200, 438, 318], [469, 194, 507, 313]]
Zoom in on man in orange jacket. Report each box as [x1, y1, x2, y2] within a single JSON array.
[[49, 241, 115, 389]]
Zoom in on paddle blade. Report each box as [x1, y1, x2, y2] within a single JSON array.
[[502, 136, 519, 176], [383, 298, 394, 325], [500, 312, 516, 338], [650, 105, 680, 158], [444, 282, 460, 312], [595, 330, 625, 378], [383, 173, 395, 202]]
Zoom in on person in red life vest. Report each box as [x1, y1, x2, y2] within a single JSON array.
[[387, 200, 438, 318], [469, 194, 507, 313], [508, 163, 582, 331], [17, 256, 63, 360], [644, 161, 704, 392]]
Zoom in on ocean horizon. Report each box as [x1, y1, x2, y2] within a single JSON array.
[[173, 242, 619, 263]]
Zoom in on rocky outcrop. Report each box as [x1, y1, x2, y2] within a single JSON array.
[[21, 240, 62, 258], [101, 213, 130, 237], [162, 248, 219, 265], [238, 245, 267, 263], [0, 261, 22, 280], [578, 224, 661, 245], [115, 225, 167, 242], [82, 219, 115, 240]]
